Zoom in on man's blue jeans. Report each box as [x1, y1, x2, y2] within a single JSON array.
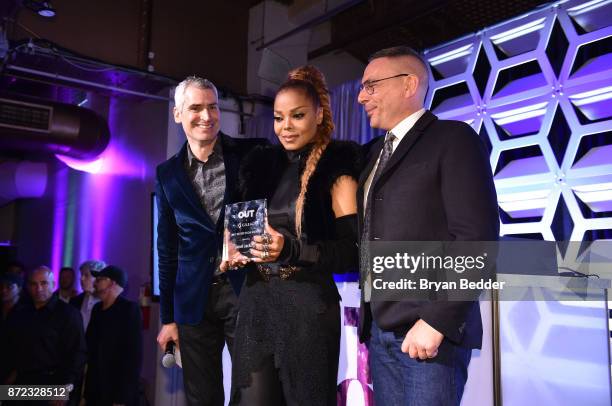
[[369, 320, 472, 406]]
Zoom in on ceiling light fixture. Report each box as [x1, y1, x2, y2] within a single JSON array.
[[23, 0, 56, 18], [38, 2, 55, 18]]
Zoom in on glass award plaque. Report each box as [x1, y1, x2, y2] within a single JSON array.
[[223, 199, 267, 261]]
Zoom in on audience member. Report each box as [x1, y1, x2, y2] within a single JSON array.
[[70, 260, 105, 331], [85, 265, 142, 406], [0, 272, 23, 384], [1, 272, 22, 321], [4, 266, 86, 404], [56, 266, 78, 303], [5, 260, 27, 297], [5, 260, 25, 279]]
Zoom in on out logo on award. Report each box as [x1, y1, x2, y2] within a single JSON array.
[[238, 210, 255, 219]]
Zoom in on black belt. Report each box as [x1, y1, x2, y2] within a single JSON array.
[[256, 264, 301, 281]]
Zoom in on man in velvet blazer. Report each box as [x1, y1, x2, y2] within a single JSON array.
[[357, 47, 499, 405], [155, 76, 265, 406]]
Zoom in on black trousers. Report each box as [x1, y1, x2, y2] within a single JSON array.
[[178, 277, 238, 406]]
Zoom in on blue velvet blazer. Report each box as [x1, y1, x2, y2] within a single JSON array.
[[155, 133, 266, 325]]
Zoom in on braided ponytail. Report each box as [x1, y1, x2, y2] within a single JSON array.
[[278, 66, 334, 236]]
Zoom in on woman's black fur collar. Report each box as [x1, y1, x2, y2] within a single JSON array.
[[239, 140, 363, 201]]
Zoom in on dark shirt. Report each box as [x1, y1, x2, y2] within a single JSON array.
[[0, 300, 24, 383], [85, 296, 142, 406], [266, 144, 312, 272], [185, 139, 227, 276], [185, 139, 226, 225], [4, 295, 86, 386]]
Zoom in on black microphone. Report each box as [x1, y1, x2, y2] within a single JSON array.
[[162, 341, 176, 368]]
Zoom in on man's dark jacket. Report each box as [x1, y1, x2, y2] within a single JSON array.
[[155, 133, 266, 325], [358, 111, 499, 349], [85, 296, 142, 406]]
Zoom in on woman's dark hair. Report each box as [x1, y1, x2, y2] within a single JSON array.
[[276, 65, 334, 236]]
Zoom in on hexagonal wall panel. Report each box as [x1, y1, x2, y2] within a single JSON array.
[[423, 0, 612, 243]]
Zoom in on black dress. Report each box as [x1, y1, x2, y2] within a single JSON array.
[[231, 141, 361, 406]]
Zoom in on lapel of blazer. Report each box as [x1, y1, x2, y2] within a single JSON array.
[[358, 136, 384, 189], [172, 141, 216, 228], [219, 132, 238, 230], [375, 110, 437, 185], [357, 136, 383, 219]]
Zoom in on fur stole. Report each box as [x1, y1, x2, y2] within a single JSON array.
[[238, 140, 363, 241]]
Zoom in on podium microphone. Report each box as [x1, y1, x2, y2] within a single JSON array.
[[162, 341, 176, 368]]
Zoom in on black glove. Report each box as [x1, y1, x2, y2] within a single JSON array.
[[277, 214, 358, 273]]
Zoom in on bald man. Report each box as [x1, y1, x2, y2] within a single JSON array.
[[4, 266, 86, 404], [356, 46, 499, 405]]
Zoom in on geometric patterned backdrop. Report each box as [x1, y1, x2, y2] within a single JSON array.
[[326, 2, 611, 404], [423, 2, 612, 404], [424, 0, 612, 243]]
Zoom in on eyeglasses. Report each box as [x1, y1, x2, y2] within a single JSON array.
[[359, 73, 411, 95]]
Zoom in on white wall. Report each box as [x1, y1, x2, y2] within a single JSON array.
[[246, 0, 365, 97]]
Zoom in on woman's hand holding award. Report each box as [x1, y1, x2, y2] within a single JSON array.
[[222, 199, 267, 269]]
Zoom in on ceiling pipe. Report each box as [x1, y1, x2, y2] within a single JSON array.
[[0, 94, 110, 159], [6, 64, 172, 101], [6, 67, 255, 117]]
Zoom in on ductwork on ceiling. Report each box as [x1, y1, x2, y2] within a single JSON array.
[[0, 95, 110, 159], [0, 160, 47, 207]]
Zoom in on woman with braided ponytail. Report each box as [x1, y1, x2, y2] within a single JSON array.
[[229, 65, 361, 405]]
